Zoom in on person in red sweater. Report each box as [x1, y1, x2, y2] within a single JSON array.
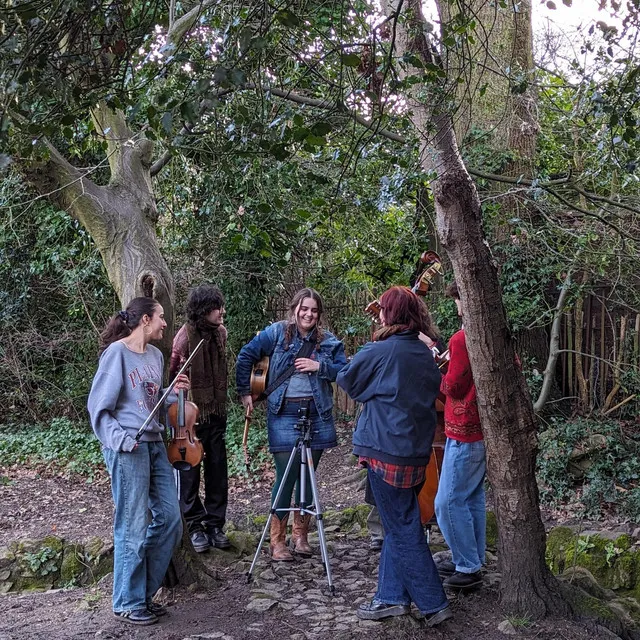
[[434, 281, 485, 589]]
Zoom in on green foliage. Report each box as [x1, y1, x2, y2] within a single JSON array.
[[537, 417, 640, 520], [224, 402, 269, 478], [24, 546, 61, 577], [0, 418, 103, 478], [0, 173, 114, 423]]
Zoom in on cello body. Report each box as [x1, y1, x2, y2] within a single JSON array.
[[417, 395, 446, 524]]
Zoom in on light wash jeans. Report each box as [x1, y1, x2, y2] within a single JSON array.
[[434, 438, 486, 574], [103, 442, 182, 613], [368, 469, 449, 615]]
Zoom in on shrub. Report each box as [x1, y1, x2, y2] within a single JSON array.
[[537, 417, 640, 520]]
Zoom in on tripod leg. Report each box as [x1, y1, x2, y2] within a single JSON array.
[[247, 443, 300, 582], [298, 444, 307, 508], [305, 445, 335, 593]]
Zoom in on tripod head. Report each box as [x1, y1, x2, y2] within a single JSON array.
[[295, 400, 314, 444]]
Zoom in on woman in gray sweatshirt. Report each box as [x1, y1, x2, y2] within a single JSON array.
[[87, 297, 189, 626]]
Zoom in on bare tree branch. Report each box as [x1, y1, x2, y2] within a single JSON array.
[[534, 273, 572, 414]]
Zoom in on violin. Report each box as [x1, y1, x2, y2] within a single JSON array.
[[167, 389, 204, 471]]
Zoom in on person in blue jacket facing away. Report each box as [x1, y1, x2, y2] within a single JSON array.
[[337, 286, 452, 628], [236, 288, 347, 561]]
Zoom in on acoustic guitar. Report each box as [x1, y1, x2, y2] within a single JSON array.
[[249, 355, 269, 400]]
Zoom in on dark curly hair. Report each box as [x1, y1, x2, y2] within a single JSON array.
[[283, 287, 325, 350], [186, 285, 225, 330], [98, 297, 160, 354]]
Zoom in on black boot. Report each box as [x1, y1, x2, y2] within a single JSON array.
[[443, 571, 482, 589], [207, 526, 231, 549]]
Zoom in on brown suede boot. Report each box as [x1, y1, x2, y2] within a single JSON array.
[[269, 514, 294, 562], [291, 511, 313, 557]]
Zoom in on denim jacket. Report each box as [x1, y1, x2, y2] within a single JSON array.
[[236, 321, 347, 422]]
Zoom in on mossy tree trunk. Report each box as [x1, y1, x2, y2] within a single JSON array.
[[381, 0, 571, 618]]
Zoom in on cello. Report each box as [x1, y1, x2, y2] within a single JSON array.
[[365, 250, 447, 525]]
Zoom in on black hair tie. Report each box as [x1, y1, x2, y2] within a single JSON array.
[[118, 310, 129, 324]]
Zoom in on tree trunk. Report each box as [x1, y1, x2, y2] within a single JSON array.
[[25, 105, 175, 355], [382, 0, 571, 617]]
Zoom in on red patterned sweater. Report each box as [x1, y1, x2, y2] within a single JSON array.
[[440, 329, 483, 443]]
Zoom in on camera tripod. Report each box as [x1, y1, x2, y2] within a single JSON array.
[[247, 402, 334, 593]]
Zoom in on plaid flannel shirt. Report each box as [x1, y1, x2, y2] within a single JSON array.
[[360, 456, 425, 489]]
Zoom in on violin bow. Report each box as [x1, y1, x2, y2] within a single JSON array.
[[134, 338, 205, 442]]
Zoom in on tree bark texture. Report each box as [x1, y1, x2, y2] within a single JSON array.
[[383, 0, 570, 618], [25, 105, 175, 355]]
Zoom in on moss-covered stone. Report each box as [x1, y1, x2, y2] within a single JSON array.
[[14, 537, 63, 582], [41, 536, 64, 554], [84, 537, 106, 561], [11, 575, 55, 592], [611, 597, 640, 626], [566, 534, 637, 590], [485, 511, 498, 550], [0, 547, 14, 570], [323, 504, 370, 530], [252, 515, 268, 529], [225, 530, 259, 558], [546, 526, 577, 575], [60, 544, 84, 584]]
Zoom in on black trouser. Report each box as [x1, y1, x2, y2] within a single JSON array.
[[179, 415, 228, 534]]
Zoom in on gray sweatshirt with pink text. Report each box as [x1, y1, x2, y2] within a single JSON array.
[[87, 341, 175, 452]]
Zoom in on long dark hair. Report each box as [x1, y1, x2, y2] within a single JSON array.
[[375, 286, 438, 340], [283, 287, 325, 350], [186, 284, 224, 330], [98, 297, 160, 354]]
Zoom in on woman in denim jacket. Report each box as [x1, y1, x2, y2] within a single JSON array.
[[236, 288, 347, 561]]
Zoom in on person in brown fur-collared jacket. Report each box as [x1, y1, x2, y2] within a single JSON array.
[[170, 284, 230, 553]]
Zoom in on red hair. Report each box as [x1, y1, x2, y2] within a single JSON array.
[[378, 286, 429, 334]]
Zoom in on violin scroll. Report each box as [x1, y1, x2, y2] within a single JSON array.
[[364, 250, 444, 322]]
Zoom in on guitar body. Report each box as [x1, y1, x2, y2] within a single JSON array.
[[250, 355, 270, 400]]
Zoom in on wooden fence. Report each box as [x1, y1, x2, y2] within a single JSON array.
[[558, 290, 640, 416]]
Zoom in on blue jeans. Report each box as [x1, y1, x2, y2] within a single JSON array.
[[434, 438, 486, 573], [103, 442, 182, 613], [368, 469, 448, 615]]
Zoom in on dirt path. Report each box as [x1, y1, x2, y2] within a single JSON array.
[[0, 427, 617, 640]]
